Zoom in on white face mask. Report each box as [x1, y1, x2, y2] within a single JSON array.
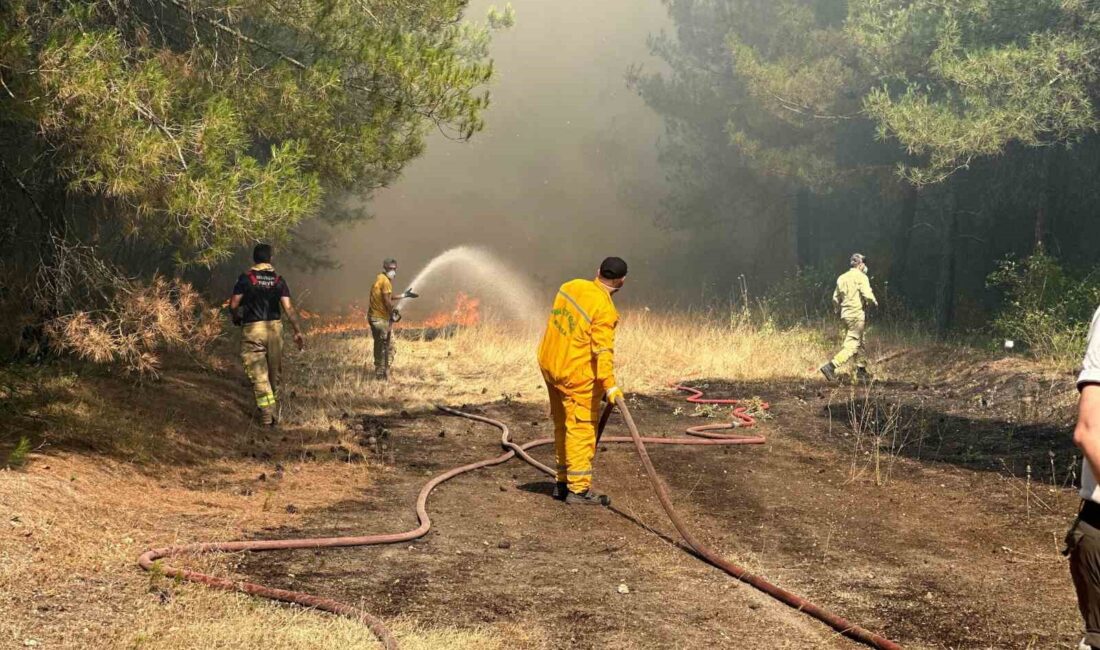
[[385, 269, 396, 279]]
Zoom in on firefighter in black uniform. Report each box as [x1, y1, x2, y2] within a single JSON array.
[[229, 244, 304, 426]]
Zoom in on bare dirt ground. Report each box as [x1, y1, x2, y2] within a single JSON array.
[[237, 359, 1083, 649]]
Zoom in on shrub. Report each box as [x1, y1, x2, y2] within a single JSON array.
[[761, 266, 835, 327], [21, 238, 221, 375], [5, 436, 31, 468], [987, 249, 1100, 364]]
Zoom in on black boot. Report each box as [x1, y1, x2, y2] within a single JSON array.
[[552, 481, 567, 501], [855, 366, 873, 382], [819, 361, 838, 382], [565, 490, 610, 506]]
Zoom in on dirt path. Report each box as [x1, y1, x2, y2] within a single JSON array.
[[237, 379, 1082, 649]]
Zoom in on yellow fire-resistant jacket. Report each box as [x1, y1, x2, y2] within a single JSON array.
[[538, 278, 620, 397], [833, 268, 877, 320]]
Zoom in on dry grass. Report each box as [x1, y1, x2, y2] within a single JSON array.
[[285, 309, 831, 431]]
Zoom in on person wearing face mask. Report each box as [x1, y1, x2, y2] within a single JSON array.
[[369, 258, 401, 379], [537, 257, 627, 506], [820, 253, 878, 382]]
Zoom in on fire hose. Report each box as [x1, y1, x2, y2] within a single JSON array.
[[138, 385, 903, 650]]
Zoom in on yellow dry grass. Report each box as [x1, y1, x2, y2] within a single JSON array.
[[286, 309, 831, 429]]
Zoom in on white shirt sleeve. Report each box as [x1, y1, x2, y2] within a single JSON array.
[[1078, 306, 1100, 390]]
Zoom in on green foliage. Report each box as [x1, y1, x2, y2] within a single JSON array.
[[636, 0, 1100, 334], [987, 249, 1100, 363], [761, 266, 835, 327], [1, 0, 496, 266], [852, 0, 1100, 185], [6, 435, 31, 468], [0, 0, 498, 366], [487, 4, 516, 30]]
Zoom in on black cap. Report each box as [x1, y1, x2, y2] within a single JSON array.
[[383, 258, 397, 268], [599, 257, 628, 280]]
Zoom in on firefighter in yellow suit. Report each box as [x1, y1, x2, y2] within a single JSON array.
[[820, 253, 877, 382], [537, 257, 628, 506]]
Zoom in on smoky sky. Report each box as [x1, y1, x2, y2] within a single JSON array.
[[301, 0, 675, 313]]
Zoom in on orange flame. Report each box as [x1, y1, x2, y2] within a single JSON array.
[[305, 304, 372, 336], [412, 292, 481, 328], [305, 294, 480, 335]]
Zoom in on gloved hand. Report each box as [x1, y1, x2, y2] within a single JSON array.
[[293, 332, 305, 351], [231, 312, 243, 327], [605, 386, 624, 404], [390, 309, 403, 323]]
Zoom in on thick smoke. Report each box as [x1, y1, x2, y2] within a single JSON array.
[[301, 0, 673, 314]]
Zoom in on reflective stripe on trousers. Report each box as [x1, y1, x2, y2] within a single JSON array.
[[241, 320, 283, 409], [545, 381, 601, 494]]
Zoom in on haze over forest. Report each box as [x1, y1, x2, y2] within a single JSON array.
[[305, 0, 675, 312]]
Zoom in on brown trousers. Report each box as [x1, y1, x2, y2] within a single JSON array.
[[1068, 516, 1100, 648], [241, 320, 282, 411]]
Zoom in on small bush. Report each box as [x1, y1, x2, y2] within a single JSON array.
[[761, 266, 835, 327], [987, 249, 1100, 364], [6, 435, 31, 468], [19, 239, 222, 375]]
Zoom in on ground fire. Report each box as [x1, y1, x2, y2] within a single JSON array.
[[304, 293, 480, 337]]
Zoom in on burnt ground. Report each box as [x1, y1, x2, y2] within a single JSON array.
[[239, 373, 1083, 649]]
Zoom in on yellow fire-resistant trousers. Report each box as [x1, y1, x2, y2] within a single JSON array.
[[546, 382, 602, 494], [241, 320, 283, 412], [831, 315, 866, 369]]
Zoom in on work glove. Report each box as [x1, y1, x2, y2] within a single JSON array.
[[605, 386, 624, 405], [231, 312, 243, 327], [293, 332, 305, 351], [390, 309, 403, 323]]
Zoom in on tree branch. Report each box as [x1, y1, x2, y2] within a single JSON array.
[[157, 0, 309, 70]]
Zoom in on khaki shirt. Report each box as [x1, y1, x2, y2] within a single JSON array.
[[833, 268, 877, 320]]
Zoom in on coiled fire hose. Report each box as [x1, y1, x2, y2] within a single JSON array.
[[138, 385, 902, 650]]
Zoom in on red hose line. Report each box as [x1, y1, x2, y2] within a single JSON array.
[[622, 385, 904, 650], [136, 385, 902, 650]]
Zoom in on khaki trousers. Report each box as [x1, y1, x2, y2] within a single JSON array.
[[369, 317, 394, 376], [241, 320, 282, 411], [831, 315, 866, 369]]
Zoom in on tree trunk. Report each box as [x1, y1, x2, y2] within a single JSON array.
[[934, 186, 959, 338], [1037, 146, 1062, 254], [888, 181, 919, 300], [794, 187, 814, 269], [785, 188, 802, 273]]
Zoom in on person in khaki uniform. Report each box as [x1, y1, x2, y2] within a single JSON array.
[[537, 257, 627, 506], [229, 244, 304, 426], [820, 253, 877, 382], [368, 258, 399, 380]]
